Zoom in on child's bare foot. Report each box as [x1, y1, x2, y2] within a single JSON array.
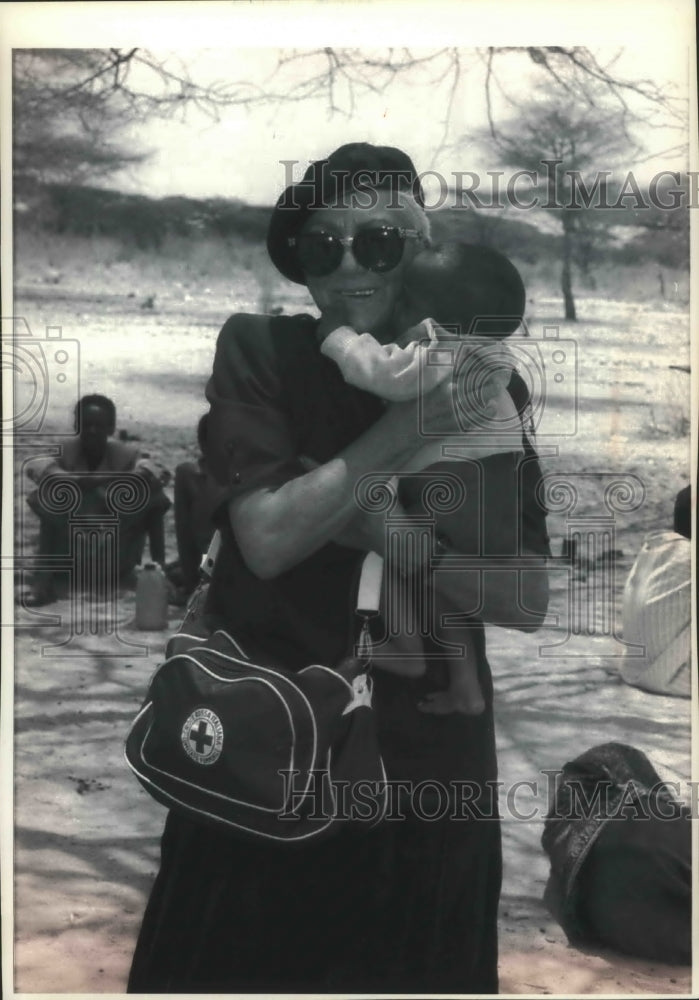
[[418, 689, 486, 715]]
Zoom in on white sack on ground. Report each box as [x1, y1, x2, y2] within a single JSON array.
[[620, 530, 691, 697]]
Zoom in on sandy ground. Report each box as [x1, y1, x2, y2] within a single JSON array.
[[8, 253, 694, 996]]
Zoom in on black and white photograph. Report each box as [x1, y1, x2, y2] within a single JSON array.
[[1, 2, 696, 996]]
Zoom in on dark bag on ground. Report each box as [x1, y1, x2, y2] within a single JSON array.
[[542, 742, 691, 964]]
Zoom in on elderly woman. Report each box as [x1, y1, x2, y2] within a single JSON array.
[[128, 143, 550, 994]]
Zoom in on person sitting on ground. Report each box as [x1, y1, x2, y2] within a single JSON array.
[[171, 413, 219, 600], [320, 242, 532, 714], [25, 394, 171, 606], [673, 483, 691, 540]]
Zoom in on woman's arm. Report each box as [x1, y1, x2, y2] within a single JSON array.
[[230, 372, 473, 580], [217, 309, 523, 580], [230, 403, 415, 579]]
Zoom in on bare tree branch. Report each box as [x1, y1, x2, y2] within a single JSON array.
[[13, 46, 687, 191]]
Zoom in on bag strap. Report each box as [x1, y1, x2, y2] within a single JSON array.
[[200, 529, 222, 580], [354, 551, 384, 666], [356, 550, 384, 614]]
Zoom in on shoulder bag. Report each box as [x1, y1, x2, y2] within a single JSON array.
[[125, 542, 388, 843]]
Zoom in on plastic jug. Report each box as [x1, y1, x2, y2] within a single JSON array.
[[135, 562, 168, 630]]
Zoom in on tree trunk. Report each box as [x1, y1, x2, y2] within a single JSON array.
[[561, 215, 577, 321]]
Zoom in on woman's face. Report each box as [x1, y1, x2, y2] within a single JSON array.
[[301, 189, 424, 343]]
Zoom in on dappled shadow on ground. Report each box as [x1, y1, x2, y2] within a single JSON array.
[[13, 607, 173, 992], [10, 280, 692, 992], [15, 826, 160, 935], [11, 585, 692, 994]]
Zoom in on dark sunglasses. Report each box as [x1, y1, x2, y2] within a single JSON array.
[[288, 225, 425, 278]]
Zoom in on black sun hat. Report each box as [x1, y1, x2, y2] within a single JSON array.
[[266, 142, 425, 285]]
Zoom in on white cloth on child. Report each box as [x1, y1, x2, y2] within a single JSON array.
[[321, 320, 523, 467], [321, 319, 449, 400]]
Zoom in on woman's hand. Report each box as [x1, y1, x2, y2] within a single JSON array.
[[393, 317, 435, 349], [386, 376, 464, 449], [394, 317, 463, 352], [389, 339, 515, 447]]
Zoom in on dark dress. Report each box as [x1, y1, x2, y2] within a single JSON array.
[[127, 313, 549, 994], [173, 458, 217, 593]]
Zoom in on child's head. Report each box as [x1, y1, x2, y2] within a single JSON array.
[[397, 242, 525, 338]]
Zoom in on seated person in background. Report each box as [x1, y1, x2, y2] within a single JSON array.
[[171, 414, 218, 599], [25, 394, 171, 606], [673, 483, 691, 540], [321, 243, 536, 714]]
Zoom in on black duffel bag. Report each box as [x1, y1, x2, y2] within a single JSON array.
[[125, 548, 388, 844], [542, 742, 691, 965]]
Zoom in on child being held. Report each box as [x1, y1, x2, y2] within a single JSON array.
[[321, 242, 526, 714]]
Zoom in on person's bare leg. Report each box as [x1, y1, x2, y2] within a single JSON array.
[[419, 652, 486, 714], [25, 513, 64, 606], [370, 628, 427, 677]]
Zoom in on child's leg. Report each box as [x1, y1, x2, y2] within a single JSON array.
[[418, 592, 485, 715], [418, 648, 485, 715], [370, 628, 427, 677]]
